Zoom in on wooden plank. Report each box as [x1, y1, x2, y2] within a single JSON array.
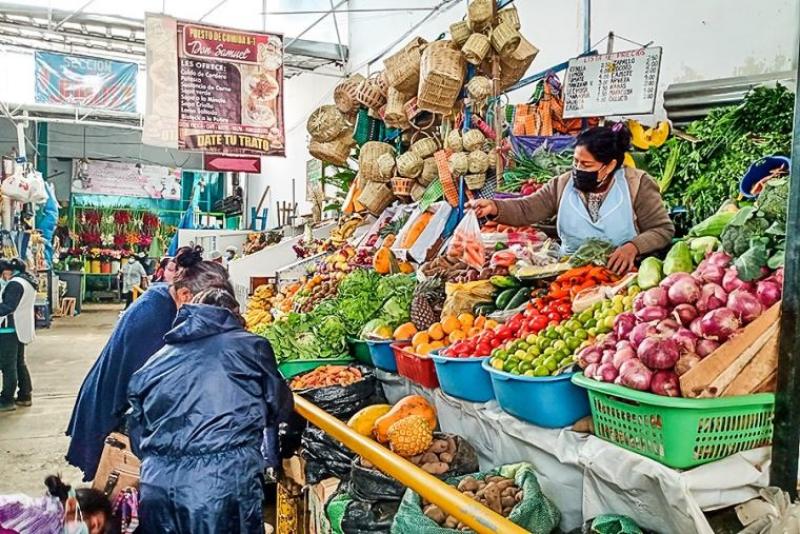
[[722, 330, 780, 396], [755, 371, 777, 393], [680, 303, 781, 397]]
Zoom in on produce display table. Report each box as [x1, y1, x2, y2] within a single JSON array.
[[376, 370, 769, 534]]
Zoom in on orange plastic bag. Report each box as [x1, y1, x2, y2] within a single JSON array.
[[446, 210, 485, 270]]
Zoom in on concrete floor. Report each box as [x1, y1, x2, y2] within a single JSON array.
[[0, 303, 120, 495]]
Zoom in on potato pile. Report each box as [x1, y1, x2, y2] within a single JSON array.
[[363, 435, 456, 475], [422, 475, 522, 529]]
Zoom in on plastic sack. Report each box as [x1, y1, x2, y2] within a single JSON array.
[[28, 171, 48, 204], [446, 210, 485, 270], [442, 279, 495, 318], [394, 202, 452, 264], [391, 463, 561, 534], [0, 494, 63, 532], [1, 167, 32, 202], [350, 434, 479, 503], [302, 426, 358, 485], [292, 365, 379, 419], [327, 491, 401, 534]]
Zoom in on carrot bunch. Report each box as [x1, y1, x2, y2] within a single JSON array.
[[549, 265, 621, 299]]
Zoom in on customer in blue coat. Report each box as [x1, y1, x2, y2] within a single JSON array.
[[128, 288, 293, 534], [65, 246, 232, 481]]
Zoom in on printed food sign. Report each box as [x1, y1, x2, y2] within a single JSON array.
[[176, 21, 285, 156]]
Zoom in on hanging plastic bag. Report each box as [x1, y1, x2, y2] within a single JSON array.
[[28, 170, 48, 204], [445, 210, 485, 270], [1, 166, 32, 202]]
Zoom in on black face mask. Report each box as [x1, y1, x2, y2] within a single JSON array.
[[572, 168, 600, 193]]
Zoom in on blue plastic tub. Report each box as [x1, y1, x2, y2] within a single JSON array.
[[366, 339, 397, 372], [432, 353, 494, 403], [482, 360, 590, 428], [740, 156, 790, 198]]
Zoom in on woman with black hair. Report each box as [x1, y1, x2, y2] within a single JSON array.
[[128, 288, 292, 533], [469, 124, 674, 275], [0, 475, 111, 534], [66, 246, 235, 482], [0, 257, 38, 412]]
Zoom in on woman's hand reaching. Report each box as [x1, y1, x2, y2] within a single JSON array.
[[606, 242, 638, 276], [466, 199, 498, 219]]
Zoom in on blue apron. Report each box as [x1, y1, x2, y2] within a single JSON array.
[[557, 169, 637, 255]]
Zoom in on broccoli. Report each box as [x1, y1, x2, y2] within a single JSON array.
[[756, 177, 788, 224], [720, 206, 771, 257]]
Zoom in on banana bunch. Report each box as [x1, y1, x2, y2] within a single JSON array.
[[244, 308, 272, 330], [245, 284, 277, 331], [329, 214, 363, 247]]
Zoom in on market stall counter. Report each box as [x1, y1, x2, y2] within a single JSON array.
[[376, 370, 769, 534]]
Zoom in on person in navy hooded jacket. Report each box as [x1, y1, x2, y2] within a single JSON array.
[[128, 287, 293, 534]]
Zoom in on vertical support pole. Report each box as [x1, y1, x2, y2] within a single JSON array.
[[16, 122, 26, 161], [769, 36, 800, 498], [491, 0, 503, 187], [582, 0, 592, 53]]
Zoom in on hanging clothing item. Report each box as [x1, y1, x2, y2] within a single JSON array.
[[127, 304, 293, 534], [0, 273, 38, 343], [66, 284, 177, 481], [557, 168, 638, 255]]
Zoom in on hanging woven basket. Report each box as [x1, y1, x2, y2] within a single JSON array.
[[449, 21, 471, 46], [410, 181, 427, 202], [465, 173, 486, 190], [308, 132, 354, 167], [468, 150, 490, 174], [497, 6, 521, 30], [410, 132, 440, 159], [417, 41, 466, 115], [462, 33, 491, 66], [467, 76, 493, 101], [419, 157, 439, 186], [377, 153, 396, 181], [491, 22, 522, 57], [396, 151, 424, 179], [358, 181, 394, 216], [356, 72, 388, 111], [468, 0, 493, 29], [448, 152, 469, 176], [359, 141, 395, 181], [383, 87, 410, 130], [384, 42, 424, 95], [306, 105, 348, 143], [499, 37, 540, 90], [462, 129, 486, 152], [334, 74, 365, 115], [391, 177, 415, 198], [444, 129, 463, 152]]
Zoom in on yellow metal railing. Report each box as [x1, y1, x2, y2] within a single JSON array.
[[293, 395, 531, 534]]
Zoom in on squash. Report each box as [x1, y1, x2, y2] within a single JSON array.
[[649, 121, 670, 147], [628, 119, 670, 150], [627, 119, 649, 150], [373, 242, 400, 274], [347, 404, 392, 437], [401, 211, 433, 248], [374, 395, 437, 443], [398, 261, 414, 274]]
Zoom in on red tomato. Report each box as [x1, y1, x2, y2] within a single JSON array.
[[489, 337, 502, 348], [556, 302, 572, 316], [532, 315, 549, 331], [476, 342, 492, 355], [547, 312, 561, 323]]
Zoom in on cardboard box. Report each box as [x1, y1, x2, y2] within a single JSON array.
[[282, 455, 307, 487], [308, 477, 340, 534]]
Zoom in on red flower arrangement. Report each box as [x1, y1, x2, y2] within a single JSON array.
[[139, 235, 153, 248], [142, 213, 160, 230], [113, 210, 132, 225], [113, 234, 128, 248], [83, 210, 101, 226], [80, 231, 102, 247]]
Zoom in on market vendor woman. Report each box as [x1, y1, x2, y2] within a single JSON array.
[[470, 124, 674, 274]]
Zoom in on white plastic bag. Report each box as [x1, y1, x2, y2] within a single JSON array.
[[28, 170, 48, 204], [1, 167, 32, 202], [446, 210, 485, 270]]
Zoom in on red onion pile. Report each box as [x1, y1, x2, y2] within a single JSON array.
[[578, 252, 783, 397]]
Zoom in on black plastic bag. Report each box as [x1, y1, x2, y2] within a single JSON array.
[[293, 365, 380, 419], [349, 434, 479, 503], [327, 490, 401, 534], [302, 425, 357, 485]]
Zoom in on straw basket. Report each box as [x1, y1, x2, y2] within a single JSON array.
[[391, 177, 414, 198], [376, 71, 390, 96], [334, 74, 365, 115], [358, 181, 394, 216], [359, 141, 395, 181], [497, 6, 521, 30], [448, 152, 469, 176], [420, 157, 439, 186], [468, 0, 493, 29], [499, 37, 540, 90], [410, 133, 440, 159], [384, 87, 410, 129], [468, 150, 490, 174], [462, 129, 486, 152], [396, 151, 424, 178], [467, 76, 493, 101], [306, 105, 347, 142], [418, 41, 466, 115], [465, 173, 486, 190], [377, 153, 396, 181], [462, 33, 491, 66], [449, 21, 471, 46], [356, 73, 387, 111], [308, 132, 354, 167], [491, 22, 521, 56], [444, 129, 463, 152], [411, 182, 427, 202], [384, 45, 423, 95]]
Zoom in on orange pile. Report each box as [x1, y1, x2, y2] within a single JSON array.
[[404, 314, 498, 356]]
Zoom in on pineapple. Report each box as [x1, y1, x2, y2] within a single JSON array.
[[410, 276, 445, 330], [388, 415, 434, 457]]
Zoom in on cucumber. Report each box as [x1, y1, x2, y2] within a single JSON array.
[[505, 287, 531, 310], [490, 275, 520, 289], [473, 302, 496, 316], [495, 288, 518, 309]]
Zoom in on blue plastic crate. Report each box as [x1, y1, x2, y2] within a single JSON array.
[[483, 360, 590, 428], [366, 339, 397, 372], [432, 353, 494, 403]]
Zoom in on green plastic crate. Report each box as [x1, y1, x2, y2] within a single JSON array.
[[278, 357, 354, 379], [347, 337, 373, 365], [571, 373, 775, 469]]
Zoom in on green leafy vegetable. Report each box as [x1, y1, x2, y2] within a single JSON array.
[[756, 177, 788, 224], [720, 207, 771, 257], [570, 239, 616, 267], [733, 237, 770, 281]]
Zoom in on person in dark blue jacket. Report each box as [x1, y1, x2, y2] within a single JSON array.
[[65, 247, 232, 481], [128, 288, 293, 534]]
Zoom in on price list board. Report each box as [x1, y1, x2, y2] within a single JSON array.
[[563, 47, 662, 118]]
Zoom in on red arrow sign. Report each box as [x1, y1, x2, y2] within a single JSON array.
[[204, 154, 262, 173]]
